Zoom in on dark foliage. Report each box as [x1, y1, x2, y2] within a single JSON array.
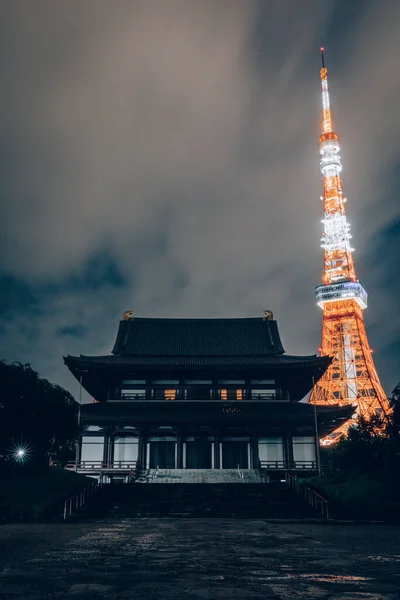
[[0, 360, 80, 469], [322, 392, 400, 474], [312, 388, 400, 519], [392, 382, 400, 407]]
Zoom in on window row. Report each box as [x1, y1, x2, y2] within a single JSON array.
[[118, 388, 282, 401], [80, 436, 316, 468], [122, 379, 276, 385]]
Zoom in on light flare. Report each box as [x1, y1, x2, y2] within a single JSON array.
[[10, 441, 32, 463]]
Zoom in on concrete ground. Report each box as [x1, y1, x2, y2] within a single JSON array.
[[0, 519, 399, 599]]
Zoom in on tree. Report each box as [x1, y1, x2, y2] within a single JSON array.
[[392, 382, 400, 401], [325, 389, 400, 474], [0, 361, 80, 469], [328, 414, 387, 472]]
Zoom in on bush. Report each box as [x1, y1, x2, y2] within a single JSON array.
[[0, 468, 92, 521], [0, 361, 80, 468]]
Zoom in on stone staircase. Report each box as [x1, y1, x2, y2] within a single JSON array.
[[84, 481, 317, 519], [136, 469, 264, 484]]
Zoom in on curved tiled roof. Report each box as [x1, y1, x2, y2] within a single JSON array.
[[63, 316, 332, 403], [111, 317, 285, 356], [65, 353, 329, 369]]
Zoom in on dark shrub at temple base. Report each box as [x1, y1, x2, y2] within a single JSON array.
[[0, 360, 80, 470], [311, 396, 400, 520]]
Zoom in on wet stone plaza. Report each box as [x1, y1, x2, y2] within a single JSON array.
[[0, 519, 399, 599]]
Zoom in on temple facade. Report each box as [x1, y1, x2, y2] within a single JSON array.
[[64, 313, 352, 480]]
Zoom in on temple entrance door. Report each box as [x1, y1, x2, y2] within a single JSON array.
[[222, 441, 249, 469], [185, 440, 212, 469], [149, 440, 176, 469]]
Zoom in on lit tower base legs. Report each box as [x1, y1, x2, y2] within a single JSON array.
[[309, 49, 391, 444]]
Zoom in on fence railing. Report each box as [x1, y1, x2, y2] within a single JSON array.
[[109, 393, 288, 402], [65, 461, 139, 471], [259, 460, 318, 470], [68, 460, 317, 472], [63, 480, 100, 520], [286, 472, 329, 519]]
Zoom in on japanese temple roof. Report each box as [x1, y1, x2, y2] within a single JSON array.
[[112, 317, 285, 356], [80, 401, 353, 436], [66, 316, 329, 369], [64, 316, 331, 402]]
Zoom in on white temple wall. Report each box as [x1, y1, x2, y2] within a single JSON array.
[[292, 436, 316, 463], [113, 437, 139, 462], [258, 437, 284, 462], [81, 436, 104, 464]]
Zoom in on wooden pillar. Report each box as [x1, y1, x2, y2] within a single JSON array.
[[176, 434, 183, 469], [285, 433, 294, 469], [103, 434, 110, 467], [138, 436, 148, 470], [251, 436, 259, 469], [143, 438, 148, 469], [109, 435, 115, 467], [137, 436, 143, 469], [213, 436, 220, 469], [75, 437, 82, 468], [313, 434, 320, 472]]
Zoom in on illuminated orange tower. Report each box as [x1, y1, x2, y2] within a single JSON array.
[[309, 48, 391, 443]]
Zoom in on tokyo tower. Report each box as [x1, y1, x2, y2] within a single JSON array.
[[309, 48, 391, 443]]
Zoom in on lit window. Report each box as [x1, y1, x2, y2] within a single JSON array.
[[220, 389, 227, 401], [164, 389, 176, 400], [236, 389, 243, 401]]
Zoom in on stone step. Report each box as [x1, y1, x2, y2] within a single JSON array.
[[136, 469, 264, 484], [82, 481, 317, 520]]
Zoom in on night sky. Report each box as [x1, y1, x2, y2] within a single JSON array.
[[0, 0, 399, 402]]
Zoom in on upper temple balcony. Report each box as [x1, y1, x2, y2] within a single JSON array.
[[108, 387, 290, 403]]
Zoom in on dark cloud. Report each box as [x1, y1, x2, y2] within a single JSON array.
[[56, 325, 87, 339], [0, 0, 399, 396]]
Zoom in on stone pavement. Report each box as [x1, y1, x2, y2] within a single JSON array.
[[0, 519, 399, 599]]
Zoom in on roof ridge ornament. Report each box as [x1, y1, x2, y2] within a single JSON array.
[[263, 310, 273, 321], [123, 310, 134, 320]]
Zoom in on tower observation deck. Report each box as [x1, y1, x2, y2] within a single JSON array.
[[309, 48, 391, 444]]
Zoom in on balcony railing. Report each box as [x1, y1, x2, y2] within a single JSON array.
[[66, 460, 317, 472], [259, 460, 318, 470], [65, 461, 139, 472], [109, 393, 288, 403]]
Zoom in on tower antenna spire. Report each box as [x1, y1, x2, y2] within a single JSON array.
[[309, 48, 391, 443], [320, 47, 333, 134]]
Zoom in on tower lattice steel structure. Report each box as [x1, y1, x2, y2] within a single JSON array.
[[309, 48, 391, 443]]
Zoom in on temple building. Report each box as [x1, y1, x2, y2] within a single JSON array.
[[64, 312, 352, 480]]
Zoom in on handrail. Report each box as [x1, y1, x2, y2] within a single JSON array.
[[65, 461, 139, 471], [68, 460, 317, 472], [63, 480, 100, 520], [259, 460, 318, 470], [109, 394, 288, 402], [286, 473, 329, 519]]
